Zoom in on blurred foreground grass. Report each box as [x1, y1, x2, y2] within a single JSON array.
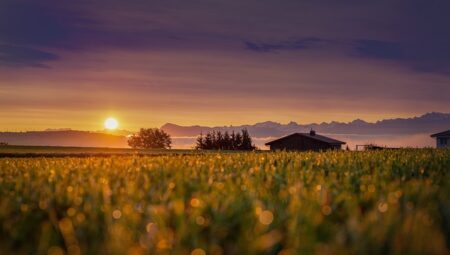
[[0, 149, 449, 255]]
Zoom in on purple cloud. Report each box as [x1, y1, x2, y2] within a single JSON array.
[[244, 38, 326, 52], [0, 44, 59, 67]]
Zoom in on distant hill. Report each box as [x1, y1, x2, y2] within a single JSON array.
[[161, 112, 450, 137], [0, 130, 128, 148]]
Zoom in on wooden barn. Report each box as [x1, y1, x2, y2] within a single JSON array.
[[431, 130, 450, 148], [265, 130, 345, 151]]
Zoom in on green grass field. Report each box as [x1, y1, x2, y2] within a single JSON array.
[[0, 149, 449, 255]]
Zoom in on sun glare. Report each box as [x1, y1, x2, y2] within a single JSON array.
[[104, 117, 119, 130]]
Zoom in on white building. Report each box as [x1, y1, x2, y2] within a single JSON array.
[[431, 130, 450, 148]]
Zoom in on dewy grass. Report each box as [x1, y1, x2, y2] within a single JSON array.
[[0, 149, 449, 255]]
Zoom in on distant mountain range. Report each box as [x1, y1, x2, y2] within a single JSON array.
[[161, 112, 450, 137], [0, 112, 448, 148]]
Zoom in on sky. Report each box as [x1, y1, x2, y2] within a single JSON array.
[[1, 0, 449, 131]]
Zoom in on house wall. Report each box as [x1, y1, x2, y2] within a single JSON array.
[[269, 135, 341, 151], [436, 137, 449, 148]]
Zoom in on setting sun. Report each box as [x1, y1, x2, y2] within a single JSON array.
[[104, 117, 119, 130]]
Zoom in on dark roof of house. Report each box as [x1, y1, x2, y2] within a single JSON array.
[[265, 133, 346, 146], [430, 130, 450, 137]]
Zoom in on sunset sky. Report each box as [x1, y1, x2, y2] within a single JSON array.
[[1, 0, 449, 131]]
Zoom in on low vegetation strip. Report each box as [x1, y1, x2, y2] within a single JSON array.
[[0, 153, 193, 158], [0, 145, 197, 158], [0, 149, 449, 254]]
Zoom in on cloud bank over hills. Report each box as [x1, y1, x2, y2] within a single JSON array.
[[0, 112, 448, 149], [161, 112, 449, 137]]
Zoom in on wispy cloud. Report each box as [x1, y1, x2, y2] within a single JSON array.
[[0, 44, 59, 67], [244, 38, 326, 52]]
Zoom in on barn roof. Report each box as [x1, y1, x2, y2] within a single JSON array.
[[430, 129, 450, 137], [265, 133, 346, 146]]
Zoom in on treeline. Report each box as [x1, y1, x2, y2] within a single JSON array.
[[195, 129, 256, 150]]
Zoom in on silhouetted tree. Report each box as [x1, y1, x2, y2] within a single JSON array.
[[204, 132, 213, 149], [223, 131, 231, 150], [234, 132, 243, 150], [230, 131, 236, 150], [216, 131, 224, 149], [195, 129, 255, 150], [128, 128, 172, 149], [128, 133, 143, 148], [196, 132, 204, 150], [240, 129, 255, 150]]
